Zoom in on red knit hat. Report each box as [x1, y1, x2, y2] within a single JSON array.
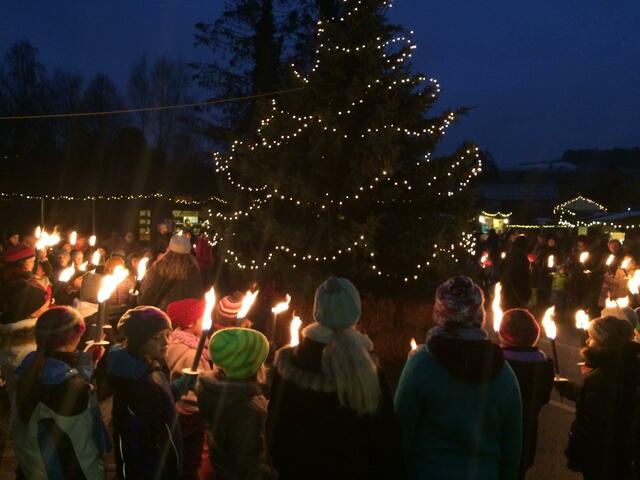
[[213, 291, 243, 328], [499, 309, 541, 347], [35, 306, 86, 350], [166, 298, 206, 329], [3, 245, 35, 263]]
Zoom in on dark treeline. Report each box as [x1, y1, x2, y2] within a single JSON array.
[[0, 41, 214, 196]]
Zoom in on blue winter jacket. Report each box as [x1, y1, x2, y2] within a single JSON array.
[[105, 344, 182, 480], [11, 350, 110, 479], [394, 336, 522, 480]]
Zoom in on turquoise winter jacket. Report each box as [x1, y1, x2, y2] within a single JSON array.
[[394, 337, 522, 480]]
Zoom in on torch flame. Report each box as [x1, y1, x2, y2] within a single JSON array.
[[35, 231, 48, 250], [136, 257, 149, 281], [47, 230, 61, 247], [201, 287, 216, 331], [500, 252, 506, 259], [35, 226, 42, 239], [58, 265, 75, 282], [290, 316, 302, 347], [547, 255, 555, 269], [605, 296, 629, 309], [628, 270, 640, 295], [89, 235, 96, 247], [69, 231, 77, 246], [271, 294, 292, 314], [617, 296, 630, 308], [542, 306, 557, 340], [579, 251, 589, 264], [410, 338, 418, 350], [492, 282, 503, 332], [91, 250, 101, 265], [97, 265, 129, 303], [622, 257, 632, 270], [606, 254, 614, 266], [237, 290, 259, 319], [575, 309, 590, 330]]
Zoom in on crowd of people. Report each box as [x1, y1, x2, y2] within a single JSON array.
[[1, 225, 640, 479], [477, 228, 640, 317]]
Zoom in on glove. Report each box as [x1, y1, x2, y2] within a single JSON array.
[[172, 374, 197, 395]]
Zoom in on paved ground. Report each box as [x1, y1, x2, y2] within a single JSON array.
[[0, 323, 587, 479]]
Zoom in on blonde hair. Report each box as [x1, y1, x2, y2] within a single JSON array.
[[322, 328, 382, 416], [155, 251, 199, 280]]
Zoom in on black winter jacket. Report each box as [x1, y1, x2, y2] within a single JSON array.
[[267, 337, 405, 480], [503, 347, 554, 472], [565, 342, 640, 479]]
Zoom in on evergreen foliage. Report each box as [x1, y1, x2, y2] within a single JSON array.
[[208, 0, 483, 295]]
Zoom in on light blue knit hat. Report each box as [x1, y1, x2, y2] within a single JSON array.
[[313, 277, 361, 329]]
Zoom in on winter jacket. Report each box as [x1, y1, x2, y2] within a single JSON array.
[[105, 344, 182, 480], [166, 329, 212, 415], [195, 237, 214, 270], [565, 342, 640, 479], [267, 337, 405, 480], [11, 350, 109, 479], [138, 262, 202, 311], [502, 347, 554, 473], [197, 372, 276, 480], [0, 270, 47, 325], [501, 251, 531, 309], [395, 336, 522, 480]]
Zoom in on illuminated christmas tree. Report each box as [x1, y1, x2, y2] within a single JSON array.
[[209, 0, 482, 293]]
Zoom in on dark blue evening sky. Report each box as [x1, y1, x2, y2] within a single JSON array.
[[1, 0, 639, 166]]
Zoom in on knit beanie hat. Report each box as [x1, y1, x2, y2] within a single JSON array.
[[588, 315, 634, 348], [213, 291, 244, 328], [2, 245, 35, 263], [117, 306, 172, 353], [499, 309, 540, 347], [313, 276, 361, 329], [168, 234, 191, 254], [35, 306, 86, 350], [601, 305, 639, 331], [167, 298, 206, 330], [208, 327, 269, 380], [433, 276, 485, 327]]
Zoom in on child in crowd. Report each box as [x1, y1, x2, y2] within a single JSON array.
[[11, 306, 110, 479], [166, 298, 213, 480], [197, 327, 276, 480], [550, 265, 567, 310], [499, 308, 554, 479], [104, 306, 184, 480]]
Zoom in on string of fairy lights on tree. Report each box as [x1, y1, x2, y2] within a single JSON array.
[[0, 191, 228, 205], [206, 0, 483, 280]]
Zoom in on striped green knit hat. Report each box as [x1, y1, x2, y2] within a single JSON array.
[[208, 327, 269, 380]]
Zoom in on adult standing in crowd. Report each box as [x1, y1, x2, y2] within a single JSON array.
[[0, 246, 50, 392], [268, 277, 404, 479], [139, 234, 202, 311], [558, 316, 640, 479], [395, 276, 522, 479], [499, 309, 554, 479], [501, 234, 532, 309]]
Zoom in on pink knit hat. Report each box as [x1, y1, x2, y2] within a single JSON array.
[[213, 291, 244, 328], [499, 309, 540, 347]]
